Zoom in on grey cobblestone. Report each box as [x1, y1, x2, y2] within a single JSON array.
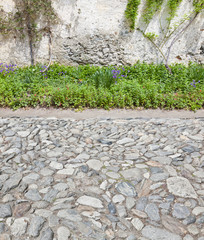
[[0, 117, 204, 239]]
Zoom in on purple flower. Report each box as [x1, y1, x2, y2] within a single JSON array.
[[191, 80, 200, 88]]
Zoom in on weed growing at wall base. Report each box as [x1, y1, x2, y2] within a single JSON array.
[[0, 62, 203, 111]]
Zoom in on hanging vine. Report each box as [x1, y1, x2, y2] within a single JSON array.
[[125, 0, 141, 31], [143, 0, 164, 23], [125, 0, 203, 30], [167, 0, 183, 21], [0, 0, 57, 65], [124, 0, 203, 72]]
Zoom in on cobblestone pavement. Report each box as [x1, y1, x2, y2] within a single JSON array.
[[0, 117, 204, 240]]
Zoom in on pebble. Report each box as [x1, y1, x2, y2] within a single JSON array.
[[120, 168, 142, 181], [112, 194, 125, 204], [145, 203, 160, 222], [25, 189, 42, 201], [117, 138, 134, 145], [192, 207, 204, 216], [126, 235, 137, 240], [172, 203, 190, 219], [116, 182, 137, 197], [136, 197, 148, 211], [2, 173, 22, 193], [0, 204, 12, 218], [183, 215, 196, 225], [116, 205, 127, 218], [126, 197, 136, 210], [197, 214, 204, 224], [0, 117, 203, 239], [0, 223, 5, 234], [57, 168, 74, 175], [10, 218, 28, 236], [57, 226, 71, 240], [40, 227, 54, 240], [28, 216, 45, 237], [87, 160, 103, 171], [131, 218, 144, 231], [142, 225, 182, 240], [43, 189, 58, 203], [167, 177, 197, 199], [77, 196, 103, 208], [49, 161, 63, 170], [108, 202, 116, 214]]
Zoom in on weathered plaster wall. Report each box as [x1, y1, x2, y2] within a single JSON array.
[[0, 0, 203, 66]]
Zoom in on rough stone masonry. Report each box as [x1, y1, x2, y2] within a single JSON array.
[[0, 0, 203, 66]]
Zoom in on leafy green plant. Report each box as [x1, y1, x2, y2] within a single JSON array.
[[0, 62, 203, 111], [125, 0, 141, 30], [143, 0, 164, 23], [91, 68, 115, 89], [193, 0, 204, 12], [125, 0, 203, 72], [167, 0, 183, 20]]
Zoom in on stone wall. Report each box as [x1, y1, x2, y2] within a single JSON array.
[[0, 0, 203, 66]]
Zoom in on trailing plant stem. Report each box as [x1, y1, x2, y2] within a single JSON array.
[[166, 12, 199, 65]]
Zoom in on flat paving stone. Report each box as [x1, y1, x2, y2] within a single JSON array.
[[120, 168, 142, 181], [25, 189, 42, 201], [28, 216, 45, 237], [10, 218, 28, 236], [0, 204, 12, 218], [57, 226, 71, 240], [77, 196, 103, 208], [172, 203, 191, 219], [167, 177, 197, 199], [116, 182, 137, 197], [2, 173, 22, 193], [142, 225, 182, 240], [145, 203, 160, 222]]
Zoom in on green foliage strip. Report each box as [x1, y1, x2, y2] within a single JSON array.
[[0, 62, 203, 111], [125, 0, 141, 30], [125, 0, 203, 30], [143, 0, 164, 23]]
